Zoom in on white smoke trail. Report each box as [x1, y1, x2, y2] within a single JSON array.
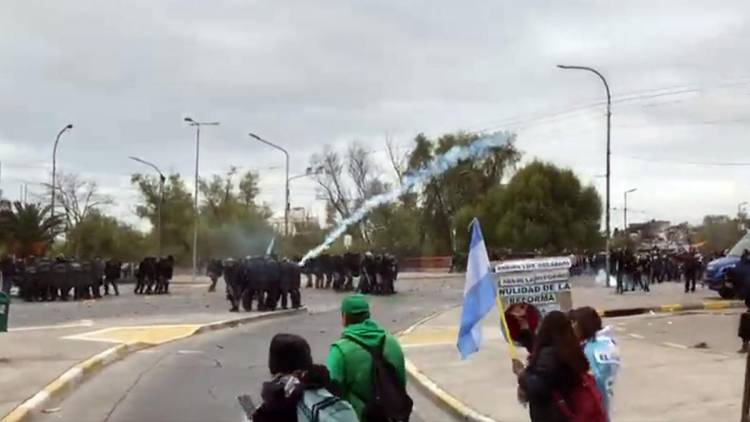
[[265, 235, 275, 256], [299, 131, 512, 266]]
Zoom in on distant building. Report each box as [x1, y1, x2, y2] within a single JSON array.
[[270, 207, 318, 236], [626, 219, 692, 251]]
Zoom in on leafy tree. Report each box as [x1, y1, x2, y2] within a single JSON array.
[[459, 161, 602, 254], [0, 202, 63, 256], [62, 210, 148, 261], [238, 170, 261, 208], [131, 173, 195, 260], [406, 132, 520, 255]]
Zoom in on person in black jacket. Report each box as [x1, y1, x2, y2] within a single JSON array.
[[252, 333, 344, 422], [514, 310, 590, 422]]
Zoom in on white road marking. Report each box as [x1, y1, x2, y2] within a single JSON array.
[[628, 333, 645, 339], [177, 350, 205, 355], [10, 319, 94, 332], [662, 342, 689, 349]]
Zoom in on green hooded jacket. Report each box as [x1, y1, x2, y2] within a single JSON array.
[[326, 318, 406, 421]]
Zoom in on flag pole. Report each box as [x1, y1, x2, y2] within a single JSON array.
[[495, 293, 520, 361]]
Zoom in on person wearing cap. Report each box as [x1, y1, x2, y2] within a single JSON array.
[[326, 294, 405, 420]]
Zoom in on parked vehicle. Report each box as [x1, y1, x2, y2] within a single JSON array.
[[704, 233, 750, 298]]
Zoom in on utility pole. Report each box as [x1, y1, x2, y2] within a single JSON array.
[[184, 117, 219, 282], [557, 64, 612, 286]]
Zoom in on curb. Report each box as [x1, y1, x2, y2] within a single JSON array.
[[597, 299, 744, 318], [0, 307, 306, 422], [397, 311, 498, 422], [405, 359, 497, 422], [399, 300, 745, 422]]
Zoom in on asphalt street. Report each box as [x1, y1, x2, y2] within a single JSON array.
[[33, 278, 464, 422], [611, 309, 745, 354]]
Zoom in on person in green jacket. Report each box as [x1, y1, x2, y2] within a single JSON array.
[[326, 294, 406, 420]]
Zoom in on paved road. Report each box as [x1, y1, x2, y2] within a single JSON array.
[[611, 309, 745, 354], [9, 275, 466, 329], [34, 281, 463, 422]]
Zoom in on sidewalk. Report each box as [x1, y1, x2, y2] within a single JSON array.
[[401, 283, 745, 422]]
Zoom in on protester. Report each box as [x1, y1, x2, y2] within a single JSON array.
[[252, 333, 357, 422], [513, 310, 606, 422], [326, 294, 411, 421], [569, 307, 621, 420]]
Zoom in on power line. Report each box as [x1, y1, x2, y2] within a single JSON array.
[[617, 155, 750, 167], [470, 76, 750, 135]]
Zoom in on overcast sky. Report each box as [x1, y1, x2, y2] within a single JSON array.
[[2, 0, 749, 231]]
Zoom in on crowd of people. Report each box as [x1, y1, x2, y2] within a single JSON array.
[[247, 294, 410, 422], [0, 254, 124, 301], [512, 307, 620, 422], [206, 256, 303, 313], [247, 295, 620, 422], [134, 255, 175, 295], [609, 248, 712, 294], [301, 252, 400, 295]]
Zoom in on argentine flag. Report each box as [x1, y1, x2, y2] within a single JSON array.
[[457, 218, 497, 359]]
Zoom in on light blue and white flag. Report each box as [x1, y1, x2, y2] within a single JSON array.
[[457, 218, 497, 360]]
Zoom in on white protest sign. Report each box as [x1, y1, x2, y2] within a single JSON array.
[[494, 257, 573, 317]]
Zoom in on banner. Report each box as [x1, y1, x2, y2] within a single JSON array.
[[494, 257, 573, 344]]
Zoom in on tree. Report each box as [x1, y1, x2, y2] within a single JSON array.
[[132, 173, 195, 259], [311, 146, 351, 222], [62, 210, 148, 261], [238, 170, 261, 209], [406, 132, 521, 255], [51, 172, 113, 229], [696, 215, 744, 253], [0, 202, 63, 256], [460, 161, 602, 254]]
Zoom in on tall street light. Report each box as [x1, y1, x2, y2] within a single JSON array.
[[185, 116, 220, 281], [129, 156, 166, 256], [51, 123, 73, 220], [250, 133, 290, 237], [624, 188, 637, 230], [557, 64, 612, 285]]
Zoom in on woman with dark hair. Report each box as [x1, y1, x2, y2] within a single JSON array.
[[569, 307, 620, 421], [252, 333, 357, 422], [514, 311, 604, 422]]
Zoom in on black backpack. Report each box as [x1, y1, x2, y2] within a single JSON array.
[[344, 335, 413, 422]]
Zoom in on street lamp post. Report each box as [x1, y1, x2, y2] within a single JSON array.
[[129, 156, 166, 256], [250, 133, 290, 237], [624, 188, 637, 230], [51, 124, 73, 220], [557, 64, 612, 286], [185, 117, 220, 281]]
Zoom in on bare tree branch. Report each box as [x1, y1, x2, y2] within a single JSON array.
[[385, 134, 407, 183]]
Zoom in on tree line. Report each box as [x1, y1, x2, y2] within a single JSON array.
[[0, 130, 609, 264]]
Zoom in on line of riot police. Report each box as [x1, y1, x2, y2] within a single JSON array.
[[212, 256, 302, 313], [6, 256, 124, 302], [300, 252, 399, 295], [134, 256, 175, 295]]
